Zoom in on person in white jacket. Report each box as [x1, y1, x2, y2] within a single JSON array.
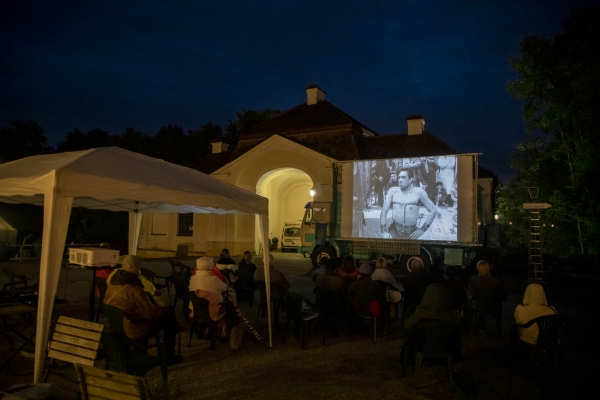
[[514, 283, 557, 345], [189, 257, 228, 321]]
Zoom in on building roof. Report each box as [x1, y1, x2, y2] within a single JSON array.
[[357, 131, 459, 160], [239, 100, 377, 139], [190, 96, 494, 179]]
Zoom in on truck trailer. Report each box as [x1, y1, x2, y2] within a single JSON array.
[[299, 153, 495, 274]]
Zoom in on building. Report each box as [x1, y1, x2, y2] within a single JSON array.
[[136, 85, 495, 258]]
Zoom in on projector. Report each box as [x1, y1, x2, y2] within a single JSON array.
[[69, 247, 120, 267]]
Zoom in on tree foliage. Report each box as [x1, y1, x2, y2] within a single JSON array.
[[0, 119, 52, 161], [500, 5, 600, 255]]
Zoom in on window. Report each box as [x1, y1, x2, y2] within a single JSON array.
[[178, 213, 193, 236]]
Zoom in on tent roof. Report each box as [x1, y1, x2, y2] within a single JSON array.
[[0, 147, 268, 215]]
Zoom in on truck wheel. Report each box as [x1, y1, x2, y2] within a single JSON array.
[[398, 249, 432, 274], [311, 246, 335, 267]]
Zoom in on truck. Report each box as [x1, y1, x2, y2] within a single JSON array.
[[298, 154, 497, 274]]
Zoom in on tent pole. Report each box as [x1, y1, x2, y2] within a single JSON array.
[[33, 192, 73, 383], [259, 214, 272, 347]]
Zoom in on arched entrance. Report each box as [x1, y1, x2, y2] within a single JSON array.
[[254, 168, 313, 254]]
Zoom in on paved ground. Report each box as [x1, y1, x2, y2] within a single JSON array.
[[1, 251, 597, 399]]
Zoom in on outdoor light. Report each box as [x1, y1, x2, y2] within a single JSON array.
[[527, 186, 539, 200], [494, 214, 499, 220], [309, 189, 315, 197]]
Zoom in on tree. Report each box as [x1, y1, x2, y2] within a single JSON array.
[[502, 5, 600, 255], [187, 122, 223, 162], [0, 119, 53, 161], [57, 128, 115, 152], [224, 109, 280, 150]]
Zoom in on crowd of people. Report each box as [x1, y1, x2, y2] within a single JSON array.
[[97, 251, 558, 371]]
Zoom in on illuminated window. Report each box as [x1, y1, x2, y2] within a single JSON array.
[[178, 213, 193, 236]]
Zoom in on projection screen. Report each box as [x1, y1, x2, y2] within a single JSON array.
[[347, 154, 476, 243]]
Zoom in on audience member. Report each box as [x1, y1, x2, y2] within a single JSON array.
[[254, 254, 290, 301], [337, 255, 360, 281], [315, 256, 349, 313], [348, 263, 385, 302], [514, 283, 557, 345], [371, 257, 402, 304], [103, 255, 182, 365], [402, 283, 462, 363], [238, 251, 257, 275], [469, 260, 506, 330], [189, 256, 231, 338], [216, 248, 238, 286], [437, 265, 466, 311]]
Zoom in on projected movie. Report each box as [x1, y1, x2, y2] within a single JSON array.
[[352, 156, 458, 241]]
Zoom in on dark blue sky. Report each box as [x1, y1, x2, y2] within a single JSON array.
[[1, 0, 596, 183]]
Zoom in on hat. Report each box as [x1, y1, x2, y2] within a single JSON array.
[[121, 255, 141, 268], [359, 262, 371, 275]]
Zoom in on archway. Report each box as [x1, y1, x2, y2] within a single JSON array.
[[254, 168, 313, 254]]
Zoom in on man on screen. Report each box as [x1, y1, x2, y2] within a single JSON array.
[[380, 168, 438, 239]]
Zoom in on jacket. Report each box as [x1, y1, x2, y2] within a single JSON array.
[[104, 270, 162, 341], [514, 283, 557, 345]]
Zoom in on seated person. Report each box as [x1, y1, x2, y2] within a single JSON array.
[[402, 257, 431, 317], [103, 255, 182, 365], [238, 251, 257, 275], [371, 257, 402, 304], [336, 255, 360, 281], [514, 283, 557, 345], [312, 256, 333, 282], [402, 283, 462, 362], [189, 256, 231, 338], [347, 263, 386, 315], [315, 257, 349, 313], [254, 254, 290, 301], [100, 255, 170, 307], [469, 260, 507, 330], [216, 248, 238, 286], [437, 265, 466, 311]]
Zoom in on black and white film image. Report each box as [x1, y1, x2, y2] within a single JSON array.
[[352, 156, 458, 241]]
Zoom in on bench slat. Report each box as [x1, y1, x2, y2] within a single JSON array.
[[48, 349, 95, 366], [52, 332, 100, 351], [55, 324, 102, 341], [50, 341, 97, 360], [58, 315, 104, 332]]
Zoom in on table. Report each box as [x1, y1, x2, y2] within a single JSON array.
[[63, 264, 114, 322]]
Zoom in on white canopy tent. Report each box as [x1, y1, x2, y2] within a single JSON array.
[[0, 147, 274, 383]]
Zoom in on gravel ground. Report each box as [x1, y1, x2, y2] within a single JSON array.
[[1, 251, 597, 399]]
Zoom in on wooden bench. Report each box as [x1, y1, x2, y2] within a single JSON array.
[[45, 316, 104, 381], [75, 364, 150, 400]]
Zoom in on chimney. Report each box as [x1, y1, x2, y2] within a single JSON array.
[[305, 84, 326, 105], [406, 114, 426, 135], [211, 138, 229, 153]]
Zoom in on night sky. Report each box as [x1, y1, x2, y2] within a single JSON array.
[[1, 0, 596, 183]]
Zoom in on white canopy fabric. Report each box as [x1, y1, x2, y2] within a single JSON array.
[[0, 147, 274, 382]]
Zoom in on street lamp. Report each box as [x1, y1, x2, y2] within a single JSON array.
[[309, 189, 315, 197], [527, 186, 539, 200]]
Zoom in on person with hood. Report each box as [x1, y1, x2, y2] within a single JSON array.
[[514, 283, 557, 345], [103, 255, 182, 365], [402, 283, 462, 362]]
